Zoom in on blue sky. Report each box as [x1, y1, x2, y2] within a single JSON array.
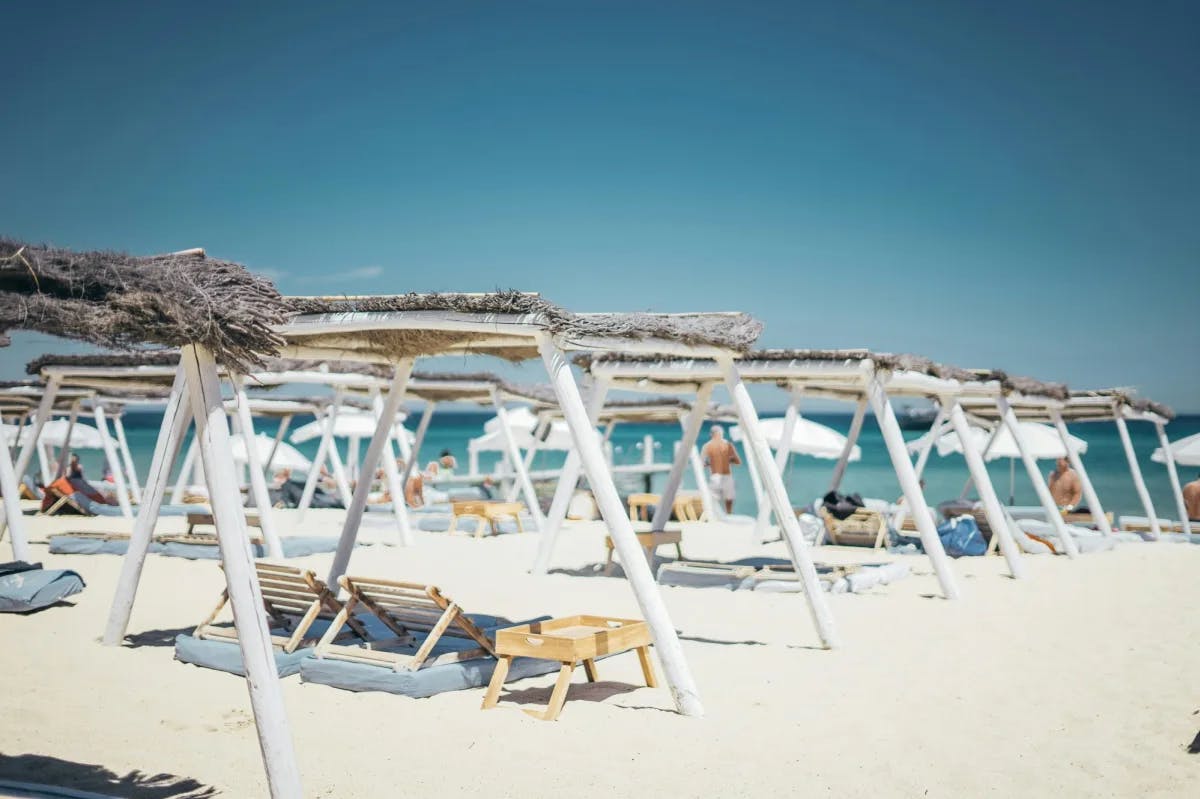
[[2, 1, 1197, 410]]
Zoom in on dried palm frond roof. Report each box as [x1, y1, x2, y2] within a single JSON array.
[[280, 292, 762, 361], [1, 239, 286, 371], [26, 350, 181, 375], [1069, 389, 1174, 421]]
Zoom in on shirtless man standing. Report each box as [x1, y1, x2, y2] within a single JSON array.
[[1183, 474, 1200, 521], [1048, 457, 1083, 510], [701, 425, 742, 515]]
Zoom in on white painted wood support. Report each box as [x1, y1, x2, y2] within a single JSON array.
[[370, 387, 414, 546], [652, 383, 715, 532], [232, 377, 283, 559], [1051, 411, 1113, 537], [328, 360, 413, 588], [753, 389, 800, 540], [54, 401, 82, 479], [171, 438, 198, 505], [507, 416, 546, 503], [36, 442, 52, 487], [103, 367, 191, 645], [1154, 422, 1190, 536], [947, 400, 1026, 578], [297, 393, 345, 517], [112, 413, 143, 503], [13, 376, 59, 480], [828, 397, 868, 493], [997, 396, 1079, 557], [719, 356, 840, 646], [870, 376, 960, 598], [688, 441, 716, 520], [93, 404, 133, 519], [1115, 415, 1159, 537], [325, 436, 354, 508], [530, 381, 608, 575], [539, 336, 703, 716], [741, 437, 763, 520], [180, 346, 302, 798], [0, 422, 29, 561], [492, 391, 546, 531], [265, 415, 293, 474], [401, 402, 435, 487], [893, 408, 948, 531]]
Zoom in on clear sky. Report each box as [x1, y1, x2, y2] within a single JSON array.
[[2, 1, 1197, 409]]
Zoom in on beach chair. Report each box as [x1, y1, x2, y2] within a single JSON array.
[[627, 493, 658, 521], [313, 575, 497, 671], [604, 528, 684, 576], [672, 494, 704, 522], [448, 500, 524, 537], [194, 562, 366, 653], [819, 506, 888, 549]]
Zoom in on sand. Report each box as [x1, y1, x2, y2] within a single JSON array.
[[2, 510, 1198, 797]]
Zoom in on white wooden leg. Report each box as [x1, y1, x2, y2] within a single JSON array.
[[265, 415, 292, 474], [508, 417, 545, 503], [401, 402, 435, 487], [370, 387, 414, 546], [998, 396, 1079, 557], [112, 414, 143, 504], [493, 392, 545, 530], [1115, 416, 1159, 537], [0, 426, 30, 561], [55, 401, 81, 479], [653, 383, 714, 532], [103, 367, 191, 645], [540, 336, 702, 717], [720, 356, 841, 647], [297, 394, 342, 516], [327, 361, 413, 588], [689, 442, 716, 520], [180, 345, 302, 799], [871, 377, 960, 598], [94, 405, 133, 519], [232, 377, 283, 558], [948, 400, 1026, 578], [1051, 411, 1113, 536], [1155, 421, 1190, 535], [13, 377, 58, 481], [170, 437, 197, 505], [893, 408, 948, 531], [828, 397, 867, 493], [753, 389, 800, 540]]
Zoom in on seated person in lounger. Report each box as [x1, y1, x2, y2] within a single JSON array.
[[438, 450, 457, 477], [68, 454, 84, 479], [1048, 457, 1082, 511], [388, 458, 425, 508], [701, 425, 741, 515], [1184, 474, 1200, 521]]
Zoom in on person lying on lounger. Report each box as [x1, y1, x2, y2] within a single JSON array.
[[1184, 474, 1200, 522]]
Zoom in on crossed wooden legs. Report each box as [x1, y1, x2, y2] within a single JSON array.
[[481, 646, 658, 721]]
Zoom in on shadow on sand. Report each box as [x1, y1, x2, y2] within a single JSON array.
[[0, 753, 216, 798], [120, 626, 195, 649]]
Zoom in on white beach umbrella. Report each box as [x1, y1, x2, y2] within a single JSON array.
[[483, 406, 539, 435], [232, 433, 312, 473], [730, 417, 861, 461], [7, 419, 106, 449], [1152, 432, 1200, 467], [469, 420, 573, 453], [290, 409, 414, 445]]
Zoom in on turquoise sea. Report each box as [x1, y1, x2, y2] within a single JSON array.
[[73, 409, 1200, 521]]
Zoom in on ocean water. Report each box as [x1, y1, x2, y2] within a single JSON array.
[[70, 409, 1200, 521]]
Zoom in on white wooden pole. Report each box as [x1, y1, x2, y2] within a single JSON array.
[[753, 389, 800, 540], [997, 396, 1079, 557], [947, 400, 1026, 578], [328, 361, 413, 588], [492, 392, 546, 530], [112, 413, 143, 503], [232, 377, 283, 559], [170, 437, 197, 505], [892, 408, 948, 531], [401, 402, 435, 487], [688, 443, 716, 520], [103, 368, 191, 645], [869, 376, 961, 598], [180, 345, 302, 798], [1154, 422, 1190, 536], [828, 397, 867, 493], [0, 424, 30, 561], [508, 416, 546, 503], [13, 376, 59, 480], [36, 441, 52, 486], [1050, 411, 1113, 536], [718, 356, 841, 647], [297, 394, 343, 517], [370, 387, 414, 546], [741, 436, 763, 520], [325, 436, 354, 507], [539, 336, 703, 716], [55, 401, 81, 479], [265, 415, 292, 474], [1115, 415, 1160, 537], [93, 405, 133, 519], [346, 436, 361, 485], [652, 383, 715, 532], [530, 381, 608, 574]]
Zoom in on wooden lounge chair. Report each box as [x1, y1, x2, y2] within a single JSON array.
[[819, 507, 888, 549], [448, 500, 524, 537], [195, 562, 366, 653], [629, 492, 703, 523], [672, 494, 704, 522], [185, 511, 262, 536], [604, 528, 684, 576], [627, 493, 658, 521], [314, 575, 497, 671]]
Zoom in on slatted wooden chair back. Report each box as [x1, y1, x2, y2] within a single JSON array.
[[195, 562, 365, 653], [672, 496, 702, 522], [819, 507, 888, 549], [627, 493, 659, 521], [317, 575, 496, 671]]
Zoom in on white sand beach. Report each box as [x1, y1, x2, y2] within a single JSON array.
[[2, 514, 1197, 797]]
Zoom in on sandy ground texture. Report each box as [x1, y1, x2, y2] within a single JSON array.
[[2, 509, 1198, 798]]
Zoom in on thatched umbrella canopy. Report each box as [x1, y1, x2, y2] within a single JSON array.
[[1, 239, 286, 370]]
